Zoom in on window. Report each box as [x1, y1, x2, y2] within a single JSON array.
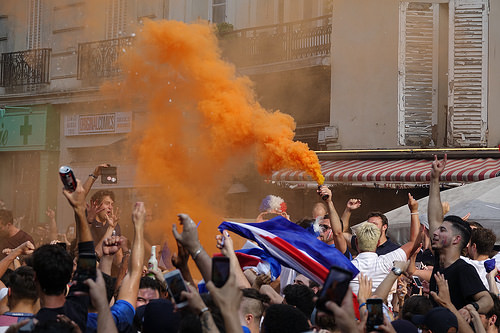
[[212, 0, 226, 24], [398, 0, 488, 147]]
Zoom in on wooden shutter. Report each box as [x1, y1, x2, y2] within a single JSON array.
[[447, 0, 488, 146], [398, 2, 438, 146]]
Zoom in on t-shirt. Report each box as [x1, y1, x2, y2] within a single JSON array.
[[36, 297, 88, 332], [429, 258, 487, 310], [0, 312, 34, 333], [90, 219, 121, 244], [461, 256, 500, 291], [350, 236, 400, 256], [349, 248, 407, 295], [0, 230, 35, 260], [86, 300, 135, 333], [35, 241, 94, 332]]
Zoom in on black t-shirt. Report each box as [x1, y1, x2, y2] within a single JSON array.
[[36, 297, 88, 332], [429, 258, 487, 310], [35, 241, 94, 332]]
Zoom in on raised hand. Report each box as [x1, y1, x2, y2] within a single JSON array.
[[431, 154, 447, 179], [62, 179, 86, 210], [132, 202, 146, 228], [172, 214, 201, 254], [102, 236, 121, 256], [86, 200, 104, 224], [45, 207, 56, 220], [408, 193, 418, 213], [346, 198, 362, 211]]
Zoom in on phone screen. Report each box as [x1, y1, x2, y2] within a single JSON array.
[[413, 276, 423, 288], [165, 270, 188, 304], [366, 298, 384, 330], [317, 266, 352, 312], [212, 257, 230, 288], [76, 254, 96, 281]]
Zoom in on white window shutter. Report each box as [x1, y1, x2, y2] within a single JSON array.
[[27, 0, 42, 49], [398, 2, 438, 146], [447, 0, 488, 146]]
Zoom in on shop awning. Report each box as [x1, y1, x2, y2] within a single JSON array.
[[271, 158, 500, 189]]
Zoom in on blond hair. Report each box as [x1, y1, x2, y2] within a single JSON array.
[[356, 222, 381, 252]]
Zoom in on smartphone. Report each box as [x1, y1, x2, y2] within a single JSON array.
[[316, 266, 352, 313], [73, 253, 97, 293], [101, 166, 117, 184], [164, 269, 189, 308], [212, 256, 230, 288], [413, 276, 423, 288], [59, 166, 77, 192], [366, 298, 384, 331]]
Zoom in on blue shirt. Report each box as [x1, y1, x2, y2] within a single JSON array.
[[86, 300, 135, 333]]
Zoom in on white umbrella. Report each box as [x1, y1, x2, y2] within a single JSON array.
[[384, 176, 500, 244]]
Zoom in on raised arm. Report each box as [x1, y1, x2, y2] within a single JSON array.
[[216, 230, 251, 289], [82, 163, 110, 197], [173, 214, 211, 282], [45, 207, 58, 242], [373, 261, 409, 303], [116, 202, 145, 306], [428, 155, 446, 240], [0, 241, 34, 278], [62, 179, 93, 243], [341, 198, 361, 233], [318, 185, 347, 254]]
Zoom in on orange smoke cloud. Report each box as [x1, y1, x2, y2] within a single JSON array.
[[105, 19, 323, 257]]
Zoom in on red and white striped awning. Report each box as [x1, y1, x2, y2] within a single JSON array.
[[271, 158, 500, 188]]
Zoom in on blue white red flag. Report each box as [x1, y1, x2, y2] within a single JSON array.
[[215, 247, 281, 281], [218, 216, 358, 284]]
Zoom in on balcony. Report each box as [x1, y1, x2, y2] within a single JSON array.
[[77, 36, 134, 82], [0, 48, 51, 87], [220, 15, 332, 70]]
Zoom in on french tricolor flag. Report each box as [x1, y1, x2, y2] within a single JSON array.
[[219, 216, 358, 284]]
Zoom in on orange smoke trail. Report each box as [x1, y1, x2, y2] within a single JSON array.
[[106, 19, 324, 258]]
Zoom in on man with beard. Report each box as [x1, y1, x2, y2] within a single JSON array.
[[0, 209, 34, 259], [428, 155, 492, 320]]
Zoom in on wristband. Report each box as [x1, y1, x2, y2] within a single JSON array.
[[191, 246, 203, 260], [89, 174, 98, 179], [410, 212, 419, 215], [199, 307, 210, 317], [359, 302, 366, 310], [471, 302, 479, 311]]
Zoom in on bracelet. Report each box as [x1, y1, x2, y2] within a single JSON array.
[[358, 302, 366, 310], [199, 307, 210, 317], [191, 246, 203, 260], [89, 174, 98, 179], [410, 212, 419, 215]]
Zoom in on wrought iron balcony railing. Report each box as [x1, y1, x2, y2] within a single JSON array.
[[221, 15, 332, 67], [0, 48, 51, 87], [77, 36, 134, 81]]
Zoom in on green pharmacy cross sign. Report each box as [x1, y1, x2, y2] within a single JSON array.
[[0, 107, 48, 151], [20, 116, 33, 145]]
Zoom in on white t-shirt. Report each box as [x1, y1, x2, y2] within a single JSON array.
[[350, 248, 407, 295], [461, 256, 500, 291]]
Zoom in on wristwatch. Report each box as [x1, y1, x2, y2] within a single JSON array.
[[471, 302, 479, 311], [391, 266, 403, 276]]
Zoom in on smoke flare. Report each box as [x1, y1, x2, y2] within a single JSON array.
[[106, 19, 324, 255]]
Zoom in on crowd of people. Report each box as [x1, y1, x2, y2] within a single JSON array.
[[0, 156, 498, 333]]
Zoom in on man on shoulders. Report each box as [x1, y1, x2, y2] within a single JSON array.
[[0, 209, 34, 259], [428, 155, 493, 318]]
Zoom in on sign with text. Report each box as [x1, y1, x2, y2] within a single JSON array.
[[64, 112, 132, 136]]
